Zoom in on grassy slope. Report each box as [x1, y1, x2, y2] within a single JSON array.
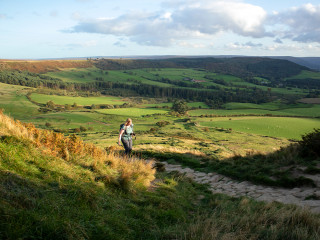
[[200, 117, 320, 140], [1, 114, 320, 240], [0, 60, 93, 73], [189, 105, 320, 118], [30, 93, 126, 106], [0, 83, 39, 119], [286, 70, 320, 80], [97, 108, 169, 117], [44, 67, 312, 96]]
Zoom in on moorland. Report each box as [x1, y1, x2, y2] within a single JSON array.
[[0, 57, 320, 239]]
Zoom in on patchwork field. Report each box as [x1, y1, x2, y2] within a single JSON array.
[[30, 93, 126, 106], [1, 59, 320, 240], [0, 82, 39, 119], [97, 107, 169, 117], [42, 67, 315, 96], [200, 116, 320, 140], [189, 103, 320, 118]]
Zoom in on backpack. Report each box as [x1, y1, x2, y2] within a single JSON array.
[[120, 124, 134, 135]]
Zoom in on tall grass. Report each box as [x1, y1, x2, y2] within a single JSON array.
[[0, 109, 155, 190], [176, 197, 320, 240]]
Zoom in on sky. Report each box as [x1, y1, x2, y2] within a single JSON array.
[[1, 0, 320, 59]]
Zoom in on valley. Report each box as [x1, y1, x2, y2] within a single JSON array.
[[1, 57, 320, 239]]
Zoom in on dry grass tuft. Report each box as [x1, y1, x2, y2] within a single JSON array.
[[139, 144, 207, 157], [0, 110, 155, 189]]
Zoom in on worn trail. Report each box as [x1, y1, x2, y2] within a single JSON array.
[[163, 162, 320, 213]]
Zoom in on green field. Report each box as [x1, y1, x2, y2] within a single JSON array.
[[223, 101, 309, 110], [44, 67, 312, 97], [144, 101, 209, 108], [97, 107, 169, 117], [45, 67, 174, 87], [0, 83, 39, 119], [189, 104, 320, 117], [2, 62, 320, 240], [200, 116, 320, 139], [30, 93, 126, 106], [286, 70, 320, 80]]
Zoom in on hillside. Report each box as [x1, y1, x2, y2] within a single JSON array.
[[0, 60, 93, 73], [94, 57, 309, 80], [2, 57, 319, 107], [1, 110, 320, 239]]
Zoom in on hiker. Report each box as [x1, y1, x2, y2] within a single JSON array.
[[118, 118, 135, 155]]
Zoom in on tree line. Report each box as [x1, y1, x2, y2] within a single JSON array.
[[0, 70, 271, 106]]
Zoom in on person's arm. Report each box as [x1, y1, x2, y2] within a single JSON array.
[[118, 129, 124, 145]]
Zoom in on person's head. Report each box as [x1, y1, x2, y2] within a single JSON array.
[[125, 118, 132, 126]]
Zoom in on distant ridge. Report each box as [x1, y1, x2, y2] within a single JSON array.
[[1, 55, 319, 71]]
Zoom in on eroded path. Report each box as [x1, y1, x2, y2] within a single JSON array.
[[163, 162, 320, 213]]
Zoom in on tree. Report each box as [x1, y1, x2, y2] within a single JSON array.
[[72, 102, 78, 108], [172, 99, 188, 114], [46, 100, 55, 110]]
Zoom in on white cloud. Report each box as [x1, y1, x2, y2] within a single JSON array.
[[65, 1, 320, 48], [269, 4, 320, 43], [178, 41, 206, 48], [226, 41, 263, 50], [67, 0, 268, 46], [0, 14, 7, 19], [114, 41, 126, 48], [263, 43, 320, 52], [274, 38, 283, 44]]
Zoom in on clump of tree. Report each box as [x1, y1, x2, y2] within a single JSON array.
[[171, 99, 189, 115], [156, 121, 170, 127], [299, 128, 320, 159]]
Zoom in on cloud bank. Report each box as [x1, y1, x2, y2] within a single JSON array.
[[270, 3, 320, 43], [67, 1, 320, 47]]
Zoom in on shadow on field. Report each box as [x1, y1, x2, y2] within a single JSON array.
[[136, 128, 320, 188]]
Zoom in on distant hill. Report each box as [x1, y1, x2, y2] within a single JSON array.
[[94, 57, 309, 79], [269, 57, 320, 71], [0, 59, 93, 73]]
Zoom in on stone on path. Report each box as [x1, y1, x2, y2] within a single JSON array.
[[162, 162, 320, 213]]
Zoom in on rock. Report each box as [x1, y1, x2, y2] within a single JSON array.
[[301, 200, 320, 208], [162, 160, 320, 211], [257, 195, 274, 202], [310, 207, 320, 213]]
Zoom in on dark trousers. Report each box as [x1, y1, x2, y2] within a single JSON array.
[[121, 138, 132, 155]]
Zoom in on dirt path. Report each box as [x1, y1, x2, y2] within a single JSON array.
[[163, 162, 320, 213]]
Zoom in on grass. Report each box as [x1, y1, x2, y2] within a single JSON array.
[[137, 133, 320, 188], [223, 101, 310, 111], [286, 70, 320, 80], [189, 104, 320, 117], [97, 107, 169, 117], [44, 67, 312, 97], [1, 134, 320, 239], [0, 83, 39, 119], [1, 79, 320, 239], [30, 93, 126, 106], [45, 67, 174, 87], [200, 116, 320, 140]]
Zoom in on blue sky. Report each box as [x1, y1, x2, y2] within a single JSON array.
[[1, 0, 320, 59]]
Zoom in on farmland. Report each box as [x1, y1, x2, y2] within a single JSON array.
[[97, 107, 169, 117], [189, 104, 320, 118], [0, 82, 39, 119], [0, 58, 319, 178], [43, 66, 315, 97], [1, 58, 320, 239], [200, 116, 320, 140], [30, 93, 126, 106]]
